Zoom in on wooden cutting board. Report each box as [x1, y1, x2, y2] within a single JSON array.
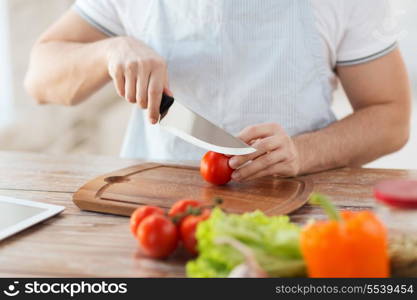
[[73, 163, 313, 216]]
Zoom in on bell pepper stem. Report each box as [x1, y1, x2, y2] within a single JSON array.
[[309, 193, 341, 222]]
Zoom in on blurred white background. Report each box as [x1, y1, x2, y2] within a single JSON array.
[[0, 0, 416, 168], [0, 0, 130, 155]]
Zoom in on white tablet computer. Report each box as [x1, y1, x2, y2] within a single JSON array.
[[0, 195, 65, 241]]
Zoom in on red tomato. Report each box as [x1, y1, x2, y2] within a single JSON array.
[[180, 209, 211, 255], [137, 214, 179, 259], [168, 199, 201, 218], [130, 206, 164, 236], [200, 151, 233, 185]]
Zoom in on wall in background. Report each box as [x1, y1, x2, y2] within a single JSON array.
[[0, 0, 14, 126], [0, 0, 131, 155]]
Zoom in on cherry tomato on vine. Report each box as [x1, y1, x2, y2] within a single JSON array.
[[200, 151, 233, 185], [137, 214, 179, 259], [180, 209, 211, 255], [130, 206, 164, 236], [168, 199, 201, 218]]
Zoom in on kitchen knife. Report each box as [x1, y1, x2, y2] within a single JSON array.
[[159, 94, 256, 155]]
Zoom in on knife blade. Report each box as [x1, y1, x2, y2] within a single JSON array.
[[159, 94, 256, 155]]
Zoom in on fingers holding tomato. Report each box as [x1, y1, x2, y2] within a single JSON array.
[[228, 123, 300, 181]]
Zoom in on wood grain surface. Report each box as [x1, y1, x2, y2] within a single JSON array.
[[0, 151, 416, 277]]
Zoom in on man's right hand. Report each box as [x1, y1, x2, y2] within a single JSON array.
[[26, 11, 172, 114], [107, 36, 172, 124]]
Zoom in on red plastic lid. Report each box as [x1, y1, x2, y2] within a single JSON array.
[[374, 180, 417, 209]]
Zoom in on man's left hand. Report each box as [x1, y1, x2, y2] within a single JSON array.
[[228, 123, 300, 181]]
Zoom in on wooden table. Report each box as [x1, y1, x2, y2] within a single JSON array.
[[0, 151, 416, 277]]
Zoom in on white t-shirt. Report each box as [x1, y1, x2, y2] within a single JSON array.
[[74, 0, 399, 160], [74, 0, 398, 91]]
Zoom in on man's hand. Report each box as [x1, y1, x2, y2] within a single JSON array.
[[228, 123, 300, 181], [107, 37, 172, 124], [25, 11, 172, 123]]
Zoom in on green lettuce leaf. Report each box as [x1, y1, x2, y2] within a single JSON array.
[[186, 208, 305, 278]]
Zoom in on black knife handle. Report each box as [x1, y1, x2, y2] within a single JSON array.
[[160, 93, 175, 117]]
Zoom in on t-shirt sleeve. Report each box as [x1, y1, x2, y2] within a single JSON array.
[[72, 0, 125, 36], [336, 0, 398, 66]]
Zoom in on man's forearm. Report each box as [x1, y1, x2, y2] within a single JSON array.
[[294, 103, 410, 175], [25, 38, 114, 106]]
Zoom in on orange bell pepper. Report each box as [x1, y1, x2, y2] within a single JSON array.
[[300, 194, 389, 278]]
